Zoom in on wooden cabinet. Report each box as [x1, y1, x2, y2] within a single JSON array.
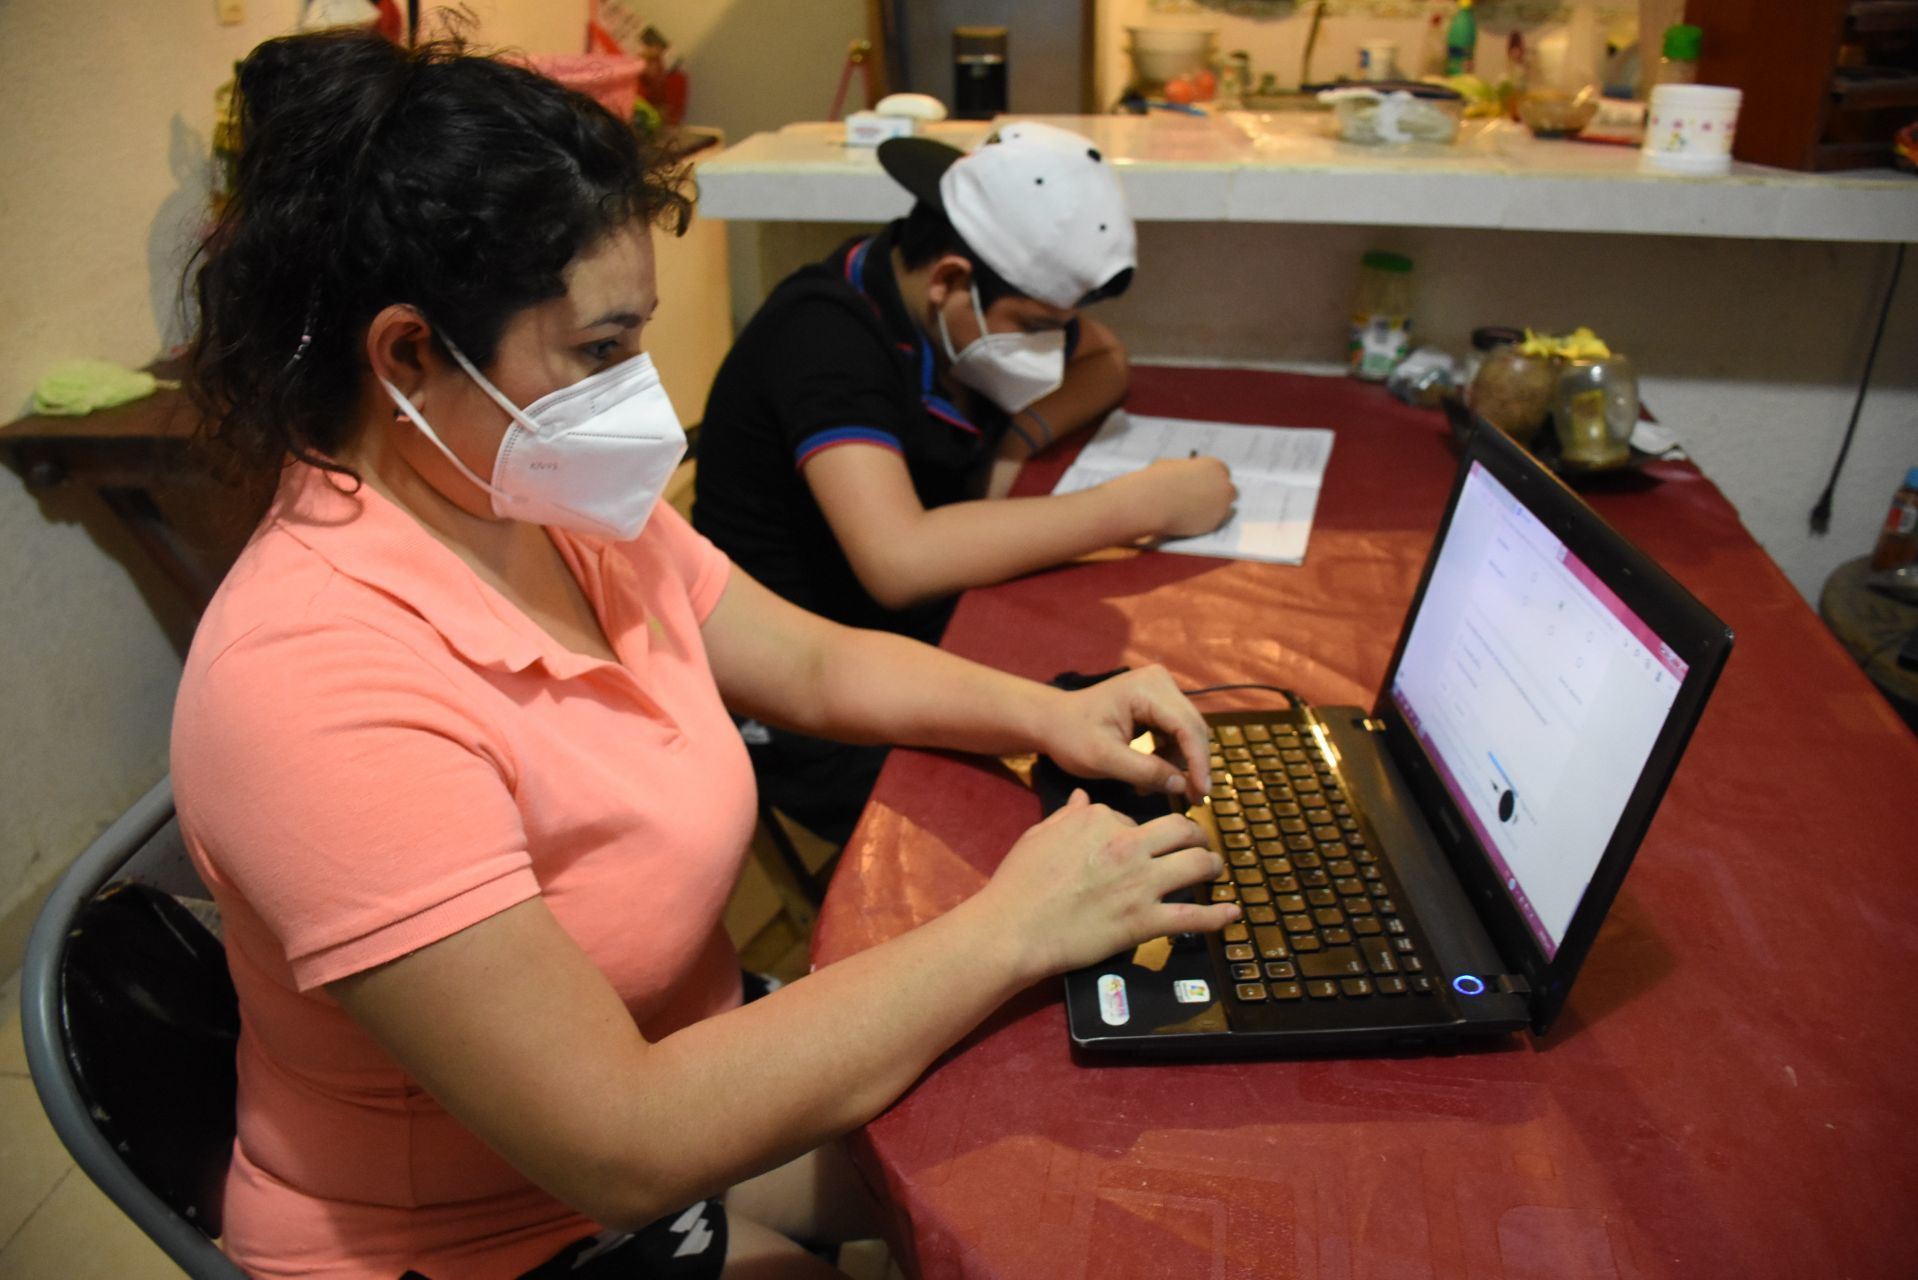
[[1684, 0, 1918, 170]]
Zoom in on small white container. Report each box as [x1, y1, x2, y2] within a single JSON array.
[[1641, 83, 1742, 174], [1358, 40, 1400, 80], [845, 111, 917, 147]]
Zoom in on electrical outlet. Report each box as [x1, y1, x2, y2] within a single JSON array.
[[217, 0, 243, 24]]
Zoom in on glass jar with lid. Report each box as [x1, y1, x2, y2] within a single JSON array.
[[1552, 354, 1638, 468], [1461, 325, 1525, 393], [1468, 342, 1557, 446]]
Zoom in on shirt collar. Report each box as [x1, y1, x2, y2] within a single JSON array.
[[843, 222, 982, 439], [270, 461, 624, 680]]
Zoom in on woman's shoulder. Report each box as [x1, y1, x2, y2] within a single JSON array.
[[175, 526, 492, 793], [186, 524, 442, 685], [172, 533, 516, 854]]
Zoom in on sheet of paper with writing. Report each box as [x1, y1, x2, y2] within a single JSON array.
[[1054, 411, 1335, 564]]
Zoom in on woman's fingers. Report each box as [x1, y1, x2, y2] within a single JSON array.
[[1086, 733, 1184, 795], [992, 787, 1232, 977], [1145, 675, 1213, 799], [1141, 842, 1224, 901], [1130, 811, 1212, 860], [1145, 899, 1243, 937], [1119, 667, 1211, 800]]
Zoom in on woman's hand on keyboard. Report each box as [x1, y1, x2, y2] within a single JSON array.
[[978, 788, 1240, 979], [1039, 664, 1210, 801]]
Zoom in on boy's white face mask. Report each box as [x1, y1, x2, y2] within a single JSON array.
[[936, 281, 1066, 415], [380, 337, 687, 542]]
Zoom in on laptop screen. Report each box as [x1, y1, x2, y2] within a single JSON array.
[[1386, 460, 1688, 959]]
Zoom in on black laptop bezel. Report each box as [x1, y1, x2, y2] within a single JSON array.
[[1368, 424, 1733, 1034]]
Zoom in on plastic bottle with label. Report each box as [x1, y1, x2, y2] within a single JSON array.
[[1217, 51, 1250, 109], [1350, 252, 1414, 381], [1444, 0, 1477, 76], [1656, 23, 1701, 86], [1869, 466, 1918, 571]]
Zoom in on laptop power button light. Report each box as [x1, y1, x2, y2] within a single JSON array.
[[1452, 975, 1487, 997]]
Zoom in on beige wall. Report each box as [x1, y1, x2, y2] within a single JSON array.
[[634, 0, 870, 329], [422, 0, 587, 52], [0, 0, 593, 972], [644, 0, 867, 163], [0, 0, 290, 973], [0, 0, 862, 972]]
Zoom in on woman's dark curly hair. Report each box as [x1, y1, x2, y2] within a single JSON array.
[[186, 27, 690, 480]]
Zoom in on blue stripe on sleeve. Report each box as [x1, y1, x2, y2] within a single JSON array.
[[793, 426, 904, 470]]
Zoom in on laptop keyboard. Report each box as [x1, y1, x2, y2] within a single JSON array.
[[1203, 721, 1439, 1005]]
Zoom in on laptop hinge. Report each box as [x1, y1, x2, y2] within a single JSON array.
[[1493, 974, 1533, 997], [1360, 717, 1387, 733]]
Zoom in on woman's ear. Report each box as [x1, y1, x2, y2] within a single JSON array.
[[365, 304, 437, 401]]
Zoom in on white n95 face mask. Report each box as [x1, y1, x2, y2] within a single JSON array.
[[937, 281, 1066, 415], [380, 338, 687, 542]]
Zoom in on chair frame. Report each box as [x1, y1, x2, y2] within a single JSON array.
[[20, 775, 248, 1280]]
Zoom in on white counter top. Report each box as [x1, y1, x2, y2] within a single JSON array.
[[695, 113, 1918, 243]]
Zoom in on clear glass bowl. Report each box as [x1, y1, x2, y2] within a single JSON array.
[[1517, 88, 1600, 139]]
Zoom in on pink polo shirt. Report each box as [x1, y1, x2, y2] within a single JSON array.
[[171, 462, 757, 1279]]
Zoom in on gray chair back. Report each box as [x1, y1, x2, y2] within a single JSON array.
[[20, 775, 248, 1280]]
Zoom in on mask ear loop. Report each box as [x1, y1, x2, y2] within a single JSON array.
[[437, 336, 549, 436], [377, 374, 521, 506], [968, 279, 992, 338], [936, 276, 990, 365]]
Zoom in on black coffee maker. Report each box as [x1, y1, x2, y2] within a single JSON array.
[[953, 26, 1008, 120]]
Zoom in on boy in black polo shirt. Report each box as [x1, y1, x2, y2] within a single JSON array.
[[694, 121, 1235, 842]]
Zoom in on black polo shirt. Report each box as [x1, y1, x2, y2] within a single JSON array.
[[693, 221, 1026, 644]]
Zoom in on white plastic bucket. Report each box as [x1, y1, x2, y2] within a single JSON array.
[[1641, 84, 1743, 174]]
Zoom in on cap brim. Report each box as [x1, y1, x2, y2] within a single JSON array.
[[877, 136, 964, 209]]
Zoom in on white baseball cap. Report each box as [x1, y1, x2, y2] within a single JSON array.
[[878, 121, 1137, 311]]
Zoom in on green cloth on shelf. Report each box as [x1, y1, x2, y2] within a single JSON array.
[[32, 359, 179, 416]]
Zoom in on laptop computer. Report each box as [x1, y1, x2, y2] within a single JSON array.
[[1058, 422, 1733, 1055]]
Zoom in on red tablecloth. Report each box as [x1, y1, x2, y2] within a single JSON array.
[[811, 367, 1918, 1280]]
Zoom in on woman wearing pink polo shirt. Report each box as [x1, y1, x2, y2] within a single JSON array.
[[171, 29, 1238, 1280]]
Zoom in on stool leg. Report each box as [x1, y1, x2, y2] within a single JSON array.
[[752, 803, 822, 927]]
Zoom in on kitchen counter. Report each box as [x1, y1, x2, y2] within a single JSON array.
[[696, 112, 1918, 242]]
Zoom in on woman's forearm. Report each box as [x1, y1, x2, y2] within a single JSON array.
[[786, 621, 1063, 754]]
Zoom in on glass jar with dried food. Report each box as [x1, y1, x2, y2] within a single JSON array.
[[1466, 343, 1556, 446]]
